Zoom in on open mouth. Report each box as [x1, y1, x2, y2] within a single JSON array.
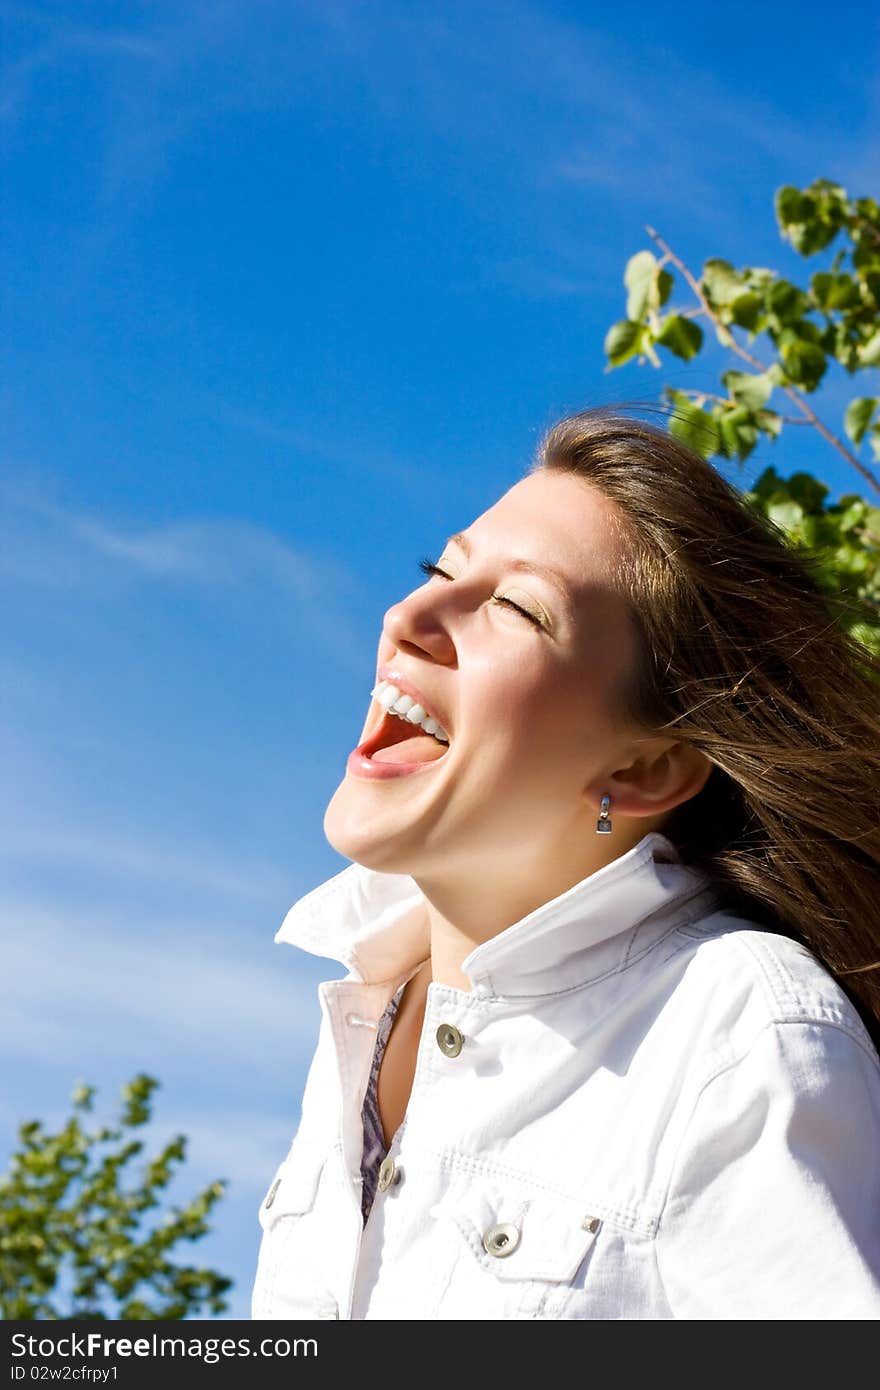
[[359, 707, 452, 767]]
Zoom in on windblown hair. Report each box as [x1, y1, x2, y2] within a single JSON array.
[[532, 407, 880, 1053]]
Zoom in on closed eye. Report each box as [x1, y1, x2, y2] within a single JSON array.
[[417, 557, 544, 629]]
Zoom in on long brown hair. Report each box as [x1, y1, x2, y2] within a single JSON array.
[[532, 406, 880, 1052]]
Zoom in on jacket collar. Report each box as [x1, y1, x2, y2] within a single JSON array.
[[276, 831, 722, 998]]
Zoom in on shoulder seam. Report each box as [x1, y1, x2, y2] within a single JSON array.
[[678, 922, 875, 1051]]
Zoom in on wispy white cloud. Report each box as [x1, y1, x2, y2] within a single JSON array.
[[0, 821, 291, 904], [1, 484, 369, 668], [0, 890, 336, 1082], [475, 258, 602, 300], [63, 29, 167, 62], [0, 9, 168, 124], [290, 0, 872, 225], [4, 487, 333, 588], [297, 0, 880, 303], [161, 1112, 303, 1190], [0, 0, 872, 350], [7, 0, 874, 292], [68, 511, 338, 594]]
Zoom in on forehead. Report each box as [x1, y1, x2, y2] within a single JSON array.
[[466, 469, 628, 586]]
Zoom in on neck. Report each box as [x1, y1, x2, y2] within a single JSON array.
[[415, 819, 650, 991]]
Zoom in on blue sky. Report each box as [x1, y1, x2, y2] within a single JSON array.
[[2, 0, 878, 1319]]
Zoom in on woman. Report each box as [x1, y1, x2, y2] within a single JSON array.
[[251, 408, 880, 1320]]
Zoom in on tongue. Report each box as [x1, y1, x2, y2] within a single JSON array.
[[371, 733, 448, 765]]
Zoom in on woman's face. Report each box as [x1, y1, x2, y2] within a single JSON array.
[[323, 468, 656, 884]]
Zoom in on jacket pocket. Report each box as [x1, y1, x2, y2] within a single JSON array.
[[431, 1179, 603, 1319], [258, 1146, 325, 1231], [252, 1142, 337, 1319]]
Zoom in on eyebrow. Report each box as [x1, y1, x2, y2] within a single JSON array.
[[444, 531, 575, 616]]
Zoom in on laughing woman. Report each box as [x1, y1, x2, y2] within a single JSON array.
[[251, 408, 880, 1321]]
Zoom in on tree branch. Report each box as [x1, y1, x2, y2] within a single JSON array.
[[645, 225, 880, 499], [852, 525, 880, 548]]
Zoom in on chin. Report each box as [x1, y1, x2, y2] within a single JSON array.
[[322, 783, 414, 876]]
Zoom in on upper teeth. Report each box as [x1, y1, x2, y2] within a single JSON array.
[[370, 680, 450, 743]]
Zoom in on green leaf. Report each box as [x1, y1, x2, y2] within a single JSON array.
[[71, 1085, 95, 1111], [811, 271, 861, 311], [716, 406, 759, 462], [624, 251, 658, 321], [702, 258, 743, 308], [844, 397, 878, 446], [825, 320, 860, 372], [722, 370, 774, 410], [755, 409, 782, 439], [665, 390, 721, 458], [777, 182, 845, 255], [604, 319, 644, 367], [729, 291, 763, 331], [776, 185, 813, 227], [833, 541, 869, 575], [778, 335, 828, 391], [743, 265, 777, 293], [810, 272, 834, 308], [657, 268, 673, 307], [793, 317, 823, 345], [747, 465, 785, 503], [852, 241, 880, 272], [785, 472, 830, 512], [767, 279, 811, 323], [861, 269, 880, 307], [834, 278, 862, 310], [767, 497, 805, 535], [847, 622, 880, 656], [811, 178, 847, 202], [655, 314, 703, 360], [792, 221, 840, 256], [857, 329, 880, 368], [837, 499, 867, 532]]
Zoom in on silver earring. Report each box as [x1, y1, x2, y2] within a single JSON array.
[[596, 794, 612, 833]]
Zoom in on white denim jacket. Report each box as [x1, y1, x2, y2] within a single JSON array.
[[251, 831, 880, 1320]]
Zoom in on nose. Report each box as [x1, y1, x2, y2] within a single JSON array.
[[380, 582, 457, 666]]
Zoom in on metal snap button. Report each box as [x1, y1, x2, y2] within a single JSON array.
[[435, 1022, 464, 1058], [483, 1222, 520, 1258], [377, 1155, 401, 1192], [264, 1177, 281, 1209]]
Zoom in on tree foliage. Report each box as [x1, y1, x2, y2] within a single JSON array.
[[0, 1074, 231, 1320], [603, 178, 880, 655]]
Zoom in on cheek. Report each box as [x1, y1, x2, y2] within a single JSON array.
[[506, 683, 611, 780], [470, 661, 549, 740], [477, 687, 585, 782]]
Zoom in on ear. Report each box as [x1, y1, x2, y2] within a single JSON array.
[[602, 739, 715, 820]]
